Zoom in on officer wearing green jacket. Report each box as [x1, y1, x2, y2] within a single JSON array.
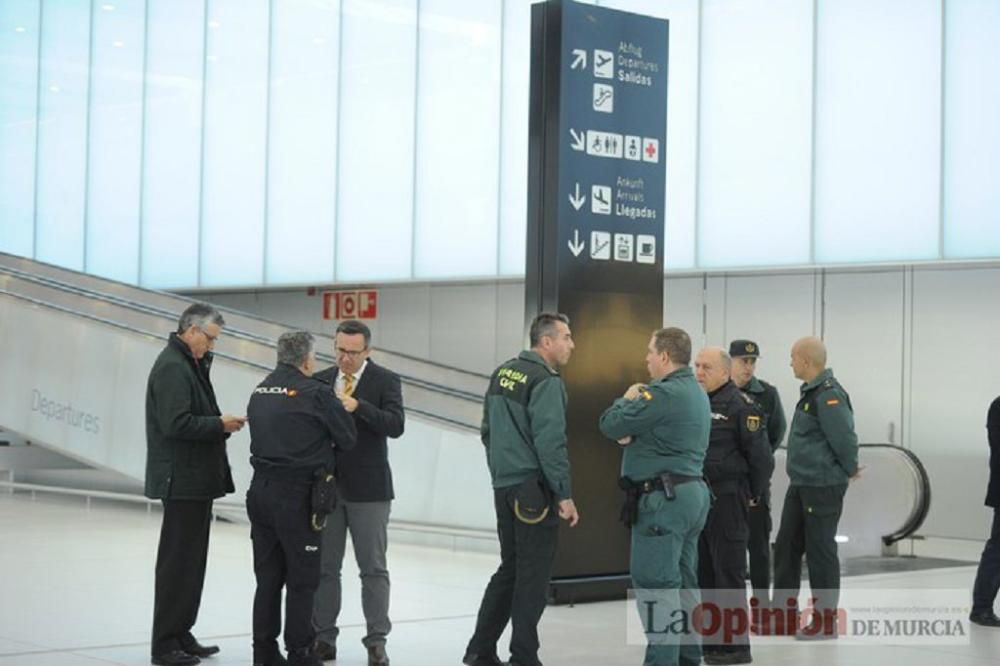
[[599, 327, 711, 666], [729, 339, 787, 611], [464, 313, 580, 666], [772, 336, 859, 639]]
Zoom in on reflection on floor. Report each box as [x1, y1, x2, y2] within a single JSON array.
[[841, 555, 976, 577], [0, 492, 998, 666]]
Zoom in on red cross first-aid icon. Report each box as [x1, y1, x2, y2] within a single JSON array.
[[643, 138, 659, 163]]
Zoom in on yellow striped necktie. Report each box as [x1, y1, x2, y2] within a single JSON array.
[[342, 373, 355, 397]]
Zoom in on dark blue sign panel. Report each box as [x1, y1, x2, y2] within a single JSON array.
[[525, 0, 669, 602], [557, 2, 668, 285]]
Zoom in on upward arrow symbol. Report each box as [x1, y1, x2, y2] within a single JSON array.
[[568, 183, 586, 211], [571, 49, 587, 70], [568, 229, 585, 257]]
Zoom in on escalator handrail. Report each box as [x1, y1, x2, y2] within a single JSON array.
[[856, 443, 932, 546], [774, 442, 931, 546], [0, 254, 491, 380], [0, 288, 480, 433], [0, 268, 485, 403]]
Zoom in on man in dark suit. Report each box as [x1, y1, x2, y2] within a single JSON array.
[[971, 396, 1000, 627], [312, 320, 405, 665], [145, 303, 247, 666]]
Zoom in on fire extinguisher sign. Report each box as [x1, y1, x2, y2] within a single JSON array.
[[322, 290, 378, 320]]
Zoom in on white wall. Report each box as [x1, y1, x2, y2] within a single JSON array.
[[197, 260, 1000, 541]]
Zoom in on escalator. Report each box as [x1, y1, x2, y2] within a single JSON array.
[[0, 252, 494, 531], [771, 444, 931, 559]]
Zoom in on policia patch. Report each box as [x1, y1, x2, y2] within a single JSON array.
[[746, 415, 761, 432]]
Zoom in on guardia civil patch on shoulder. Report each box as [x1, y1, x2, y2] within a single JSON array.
[[746, 415, 761, 432], [640, 388, 653, 401]]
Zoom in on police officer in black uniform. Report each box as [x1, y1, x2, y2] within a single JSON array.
[[694, 347, 773, 665], [246, 331, 357, 666]]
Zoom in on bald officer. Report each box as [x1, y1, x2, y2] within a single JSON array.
[[772, 337, 859, 639]]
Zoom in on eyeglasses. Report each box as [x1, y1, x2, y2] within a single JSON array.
[[336, 347, 367, 358], [198, 327, 219, 343]]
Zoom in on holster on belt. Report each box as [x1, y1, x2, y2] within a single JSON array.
[[618, 477, 641, 528], [310, 468, 337, 532], [619, 473, 706, 528]]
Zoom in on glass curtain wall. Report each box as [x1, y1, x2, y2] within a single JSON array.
[[0, 0, 998, 289]]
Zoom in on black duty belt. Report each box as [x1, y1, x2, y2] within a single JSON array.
[[618, 473, 705, 528], [635, 474, 702, 495]]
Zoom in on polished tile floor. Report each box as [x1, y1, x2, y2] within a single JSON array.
[[1, 492, 998, 666]]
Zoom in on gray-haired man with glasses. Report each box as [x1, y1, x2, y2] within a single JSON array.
[[313, 320, 405, 666], [145, 303, 247, 666]]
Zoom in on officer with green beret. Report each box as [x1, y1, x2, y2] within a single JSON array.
[[728, 339, 787, 612], [772, 336, 859, 638], [599, 327, 711, 666]]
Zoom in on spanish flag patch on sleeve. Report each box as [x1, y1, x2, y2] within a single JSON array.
[[826, 398, 840, 406]]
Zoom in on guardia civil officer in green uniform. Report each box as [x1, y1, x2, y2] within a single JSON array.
[[729, 339, 787, 610], [464, 313, 580, 666], [599, 327, 711, 666], [772, 336, 859, 639]]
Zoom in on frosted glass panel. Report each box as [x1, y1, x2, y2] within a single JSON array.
[[141, 0, 204, 289], [35, 0, 89, 270], [413, 0, 501, 279], [498, 0, 531, 276], [814, 0, 941, 263], [86, 0, 145, 283], [265, 0, 339, 285], [0, 0, 39, 257], [200, 0, 268, 287], [698, 0, 812, 268], [600, 0, 699, 270], [336, 0, 417, 281], [942, 0, 1000, 258]]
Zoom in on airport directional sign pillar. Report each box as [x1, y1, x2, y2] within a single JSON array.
[[525, 0, 669, 603]]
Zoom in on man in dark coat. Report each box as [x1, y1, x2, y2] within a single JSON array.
[[694, 346, 773, 665], [312, 320, 404, 666], [145, 303, 247, 666], [971, 396, 1000, 627]]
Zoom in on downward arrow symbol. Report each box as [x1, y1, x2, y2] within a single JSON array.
[[569, 128, 585, 151], [571, 49, 587, 70], [568, 183, 586, 211], [568, 229, 585, 257]]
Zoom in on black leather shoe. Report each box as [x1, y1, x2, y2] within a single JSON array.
[[287, 647, 322, 666], [367, 644, 390, 666], [313, 639, 337, 661], [970, 611, 1000, 627], [151, 651, 200, 666], [179, 637, 220, 658], [462, 652, 507, 666], [253, 655, 288, 666]]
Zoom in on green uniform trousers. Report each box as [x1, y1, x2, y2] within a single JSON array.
[[772, 483, 847, 629], [630, 481, 711, 666]]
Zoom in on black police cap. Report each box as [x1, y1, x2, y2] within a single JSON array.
[[729, 339, 760, 358]]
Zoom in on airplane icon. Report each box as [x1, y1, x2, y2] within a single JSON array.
[[591, 185, 612, 214], [594, 49, 614, 79]]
